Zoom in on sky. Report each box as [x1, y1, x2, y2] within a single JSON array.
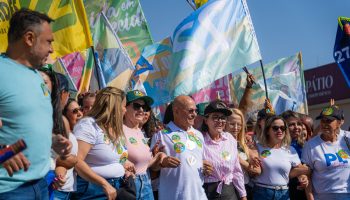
[[140, 0, 350, 70]]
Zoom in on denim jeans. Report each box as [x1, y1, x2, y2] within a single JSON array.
[[253, 186, 289, 200], [134, 173, 154, 200], [70, 175, 123, 200], [53, 190, 71, 200], [0, 178, 49, 200]]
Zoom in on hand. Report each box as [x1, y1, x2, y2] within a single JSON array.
[[249, 156, 261, 168], [160, 156, 181, 168], [296, 164, 311, 176], [203, 160, 213, 176], [123, 160, 136, 174], [151, 140, 165, 156], [52, 134, 72, 159], [246, 74, 255, 88], [102, 181, 117, 200], [297, 175, 309, 190], [2, 152, 30, 176], [52, 166, 67, 190]]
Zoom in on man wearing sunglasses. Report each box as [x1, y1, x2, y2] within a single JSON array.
[[151, 95, 208, 200]]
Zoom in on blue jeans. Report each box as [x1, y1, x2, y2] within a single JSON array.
[[53, 190, 71, 200], [134, 173, 154, 200], [253, 186, 289, 200], [70, 175, 123, 200], [0, 178, 49, 200]]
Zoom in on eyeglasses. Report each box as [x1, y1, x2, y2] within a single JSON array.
[[210, 115, 227, 122], [271, 126, 286, 132], [132, 102, 150, 112], [186, 108, 198, 114], [71, 107, 82, 114]]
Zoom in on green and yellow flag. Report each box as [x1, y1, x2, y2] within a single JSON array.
[[0, 0, 92, 58]]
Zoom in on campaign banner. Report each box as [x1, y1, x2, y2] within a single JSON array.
[[333, 17, 350, 87], [230, 52, 308, 116], [192, 75, 232, 104], [84, 0, 153, 65], [168, 0, 261, 98]]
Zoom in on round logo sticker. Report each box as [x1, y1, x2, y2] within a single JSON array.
[[174, 142, 186, 153], [221, 151, 231, 161], [261, 150, 272, 158], [116, 143, 123, 154], [172, 134, 181, 143], [338, 149, 349, 159], [119, 152, 128, 164], [129, 137, 138, 145]]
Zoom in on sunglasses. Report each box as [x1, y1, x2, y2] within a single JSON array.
[[71, 107, 82, 114], [271, 126, 286, 132], [132, 102, 150, 112], [209, 115, 227, 122]]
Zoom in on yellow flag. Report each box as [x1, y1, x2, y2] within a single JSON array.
[[0, 0, 92, 58]]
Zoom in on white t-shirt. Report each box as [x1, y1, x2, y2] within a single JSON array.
[[73, 117, 126, 178], [150, 122, 207, 200], [59, 133, 78, 192], [301, 130, 350, 198], [254, 143, 300, 186]]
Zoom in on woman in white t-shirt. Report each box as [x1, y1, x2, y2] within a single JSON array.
[[302, 105, 350, 200], [253, 115, 309, 200], [71, 87, 133, 200]]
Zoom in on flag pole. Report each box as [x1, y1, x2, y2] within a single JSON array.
[[186, 0, 197, 10], [260, 60, 269, 99], [90, 46, 102, 90]]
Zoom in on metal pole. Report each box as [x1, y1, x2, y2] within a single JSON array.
[[260, 60, 269, 99]]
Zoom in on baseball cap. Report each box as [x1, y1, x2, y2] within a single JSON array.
[[204, 100, 232, 116], [196, 102, 209, 116], [316, 106, 342, 121], [126, 90, 154, 107]]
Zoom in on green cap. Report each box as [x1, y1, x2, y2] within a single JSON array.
[[126, 90, 154, 106], [196, 102, 209, 116]]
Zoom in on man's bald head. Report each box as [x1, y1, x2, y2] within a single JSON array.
[[172, 95, 197, 130]]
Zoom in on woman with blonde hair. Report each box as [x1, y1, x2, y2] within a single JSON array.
[[253, 115, 309, 200], [225, 108, 261, 200], [71, 87, 134, 200]]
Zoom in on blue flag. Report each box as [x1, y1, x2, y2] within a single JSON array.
[[334, 17, 350, 87], [168, 0, 261, 98]]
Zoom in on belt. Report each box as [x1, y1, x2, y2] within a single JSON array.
[[255, 183, 288, 190]]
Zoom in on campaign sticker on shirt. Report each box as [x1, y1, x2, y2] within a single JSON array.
[[187, 131, 195, 136], [186, 140, 196, 150], [119, 152, 128, 164], [261, 150, 271, 158], [129, 137, 138, 145], [195, 137, 202, 148], [338, 149, 349, 159], [41, 83, 50, 97], [221, 151, 231, 161], [188, 135, 197, 142], [116, 143, 123, 154], [174, 142, 185, 153], [186, 155, 197, 166], [171, 134, 181, 143]]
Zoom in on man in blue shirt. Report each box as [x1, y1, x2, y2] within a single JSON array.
[[0, 8, 71, 199]]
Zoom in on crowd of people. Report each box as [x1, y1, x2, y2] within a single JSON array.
[[1, 8, 350, 200]]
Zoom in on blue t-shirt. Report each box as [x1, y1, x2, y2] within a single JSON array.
[[0, 55, 53, 193]]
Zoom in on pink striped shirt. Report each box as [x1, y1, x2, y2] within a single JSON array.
[[203, 131, 246, 198]]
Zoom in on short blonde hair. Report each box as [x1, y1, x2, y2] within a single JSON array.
[[260, 115, 291, 148], [87, 87, 125, 147]]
